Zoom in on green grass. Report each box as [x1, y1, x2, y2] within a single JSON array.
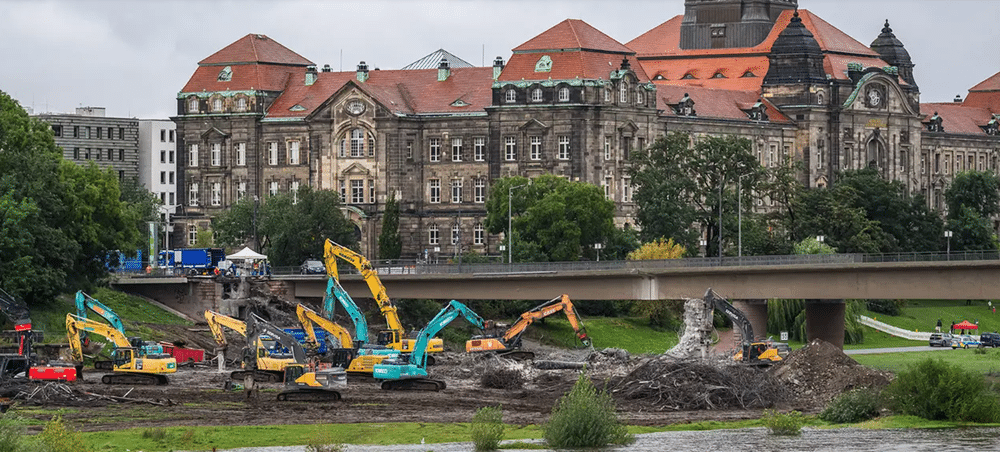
[[851, 347, 1000, 374], [527, 316, 678, 354], [844, 327, 928, 349], [861, 299, 999, 337]]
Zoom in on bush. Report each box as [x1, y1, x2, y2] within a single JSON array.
[[34, 415, 90, 452], [544, 372, 633, 449], [819, 388, 881, 423], [866, 299, 905, 316], [471, 405, 505, 451], [0, 412, 29, 452], [761, 409, 804, 435], [882, 358, 1000, 423]]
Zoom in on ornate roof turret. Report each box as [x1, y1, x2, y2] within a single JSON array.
[[870, 20, 917, 88], [762, 11, 827, 85]]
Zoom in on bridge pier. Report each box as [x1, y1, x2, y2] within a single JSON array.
[[732, 299, 768, 342], [804, 300, 845, 349]]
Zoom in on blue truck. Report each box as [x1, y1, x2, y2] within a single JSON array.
[[159, 248, 226, 275]]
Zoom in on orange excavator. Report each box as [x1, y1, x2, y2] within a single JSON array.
[[466, 294, 592, 360]]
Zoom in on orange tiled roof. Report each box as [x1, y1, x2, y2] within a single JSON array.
[[964, 71, 1000, 111], [180, 64, 304, 94], [199, 34, 312, 66], [629, 10, 890, 91], [265, 67, 496, 119], [513, 19, 633, 54], [920, 102, 995, 135], [657, 85, 791, 123]]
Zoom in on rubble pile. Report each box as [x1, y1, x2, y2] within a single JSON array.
[[612, 357, 786, 411], [770, 338, 893, 406], [8, 382, 175, 408], [664, 297, 714, 360]]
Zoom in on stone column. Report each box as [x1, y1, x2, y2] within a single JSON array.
[[732, 299, 768, 342], [805, 300, 846, 349]]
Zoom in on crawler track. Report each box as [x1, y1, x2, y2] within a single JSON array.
[[100, 373, 169, 385], [380, 378, 445, 391], [276, 389, 342, 402]]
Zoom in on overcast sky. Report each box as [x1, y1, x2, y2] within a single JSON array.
[[1, 0, 995, 119]]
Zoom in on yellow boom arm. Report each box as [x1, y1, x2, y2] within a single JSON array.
[[66, 313, 133, 362], [204, 310, 247, 349], [324, 239, 404, 335], [295, 303, 354, 350]]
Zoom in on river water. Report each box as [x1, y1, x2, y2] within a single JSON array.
[[184, 426, 1000, 452]]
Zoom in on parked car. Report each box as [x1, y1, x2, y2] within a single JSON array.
[[951, 335, 981, 349], [299, 259, 325, 275], [979, 332, 1000, 348], [929, 333, 953, 347]]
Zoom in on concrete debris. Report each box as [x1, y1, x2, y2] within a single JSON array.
[[664, 297, 714, 360]]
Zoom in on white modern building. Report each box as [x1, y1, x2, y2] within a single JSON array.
[[138, 120, 178, 249]]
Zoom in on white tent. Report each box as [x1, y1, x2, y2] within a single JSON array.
[[226, 247, 267, 261]]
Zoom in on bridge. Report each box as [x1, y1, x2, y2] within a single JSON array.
[[114, 251, 1000, 350]]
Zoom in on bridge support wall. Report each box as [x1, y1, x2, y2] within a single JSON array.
[[805, 300, 845, 349], [732, 299, 768, 342]]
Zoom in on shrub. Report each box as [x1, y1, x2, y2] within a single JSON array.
[[471, 405, 505, 451], [882, 358, 1000, 423], [141, 427, 167, 441], [304, 431, 345, 452], [761, 409, 804, 435], [819, 388, 881, 423], [0, 412, 28, 452], [544, 372, 633, 449], [34, 415, 90, 452], [866, 299, 904, 316]]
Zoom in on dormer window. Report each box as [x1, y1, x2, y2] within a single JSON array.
[[505, 89, 516, 103], [741, 70, 756, 78], [748, 99, 769, 122], [531, 88, 543, 102], [236, 97, 247, 112], [926, 112, 944, 132], [654, 74, 666, 80], [188, 98, 198, 113], [558, 87, 570, 102], [675, 93, 696, 117], [604, 87, 611, 102], [635, 90, 644, 105], [212, 98, 223, 112], [619, 81, 629, 103], [713, 72, 727, 79], [682, 73, 696, 80], [217, 66, 233, 82]]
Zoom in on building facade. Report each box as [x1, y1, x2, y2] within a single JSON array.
[[34, 107, 141, 182], [172, 0, 1000, 258], [138, 120, 179, 248]]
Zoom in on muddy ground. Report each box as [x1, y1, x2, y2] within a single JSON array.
[[4, 329, 892, 433]]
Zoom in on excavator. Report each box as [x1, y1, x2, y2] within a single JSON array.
[[296, 300, 397, 376], [75, 290, 163, 356], [466, 294, 592, 360], [204, 310, 296, 382], [244, 313, 345, 402], [324, 240, 444, 362], [0, 289, 76, 382], [703, 288, 785, 364], [65, 313, 176, 384], [373, 300, 485, 391]]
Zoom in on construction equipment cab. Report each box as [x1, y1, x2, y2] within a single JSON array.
[[466, 294, 592, 360], [324, 239, 444, 361], [204, 310, 298, 382], [703, 288, 784, 363], [65, 314, 176, 385], [1, 289, 76, 382]]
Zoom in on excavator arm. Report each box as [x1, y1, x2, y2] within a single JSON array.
[[296, 303, 355, 350], [501, 294, 591, 347], [410, 300, 485, 368], [246, 313, 307, 365], [0, 289, 32, 357], [204, 310, 247, 349], [322, 277, 370, 345], [324, 239, 405, 336], [75, 291, 125, 332], [704, 288, 754, 352], [65, 313, 134, 362]]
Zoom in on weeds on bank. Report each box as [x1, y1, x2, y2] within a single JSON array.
[[819, 388, 882, 423], [544, 372, 634, 448], [471, 405, 505, 451], [761, 409, 804, 435]]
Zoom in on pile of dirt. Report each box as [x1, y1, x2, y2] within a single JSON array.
[[611, 356, 786, 411], [770, 338, 893, 408]]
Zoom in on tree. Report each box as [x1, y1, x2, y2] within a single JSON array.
[[791, 183, 892, 253], [485, 175, 614, 262], [946, 206, 998, 251], [627, 238, 685, 260], [212, 187, 358, 266], [628, 132, 765, 256], [378, 193, 402, 260], [945, 171, 1000, 220]]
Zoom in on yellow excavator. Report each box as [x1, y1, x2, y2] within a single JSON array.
[[703, 288, 785, 364], [65, 314, 176, 385], [324, 240, 444, 362], [295, 302, 394, 375], [204, 310, 296, 382], [466, 294, 592, 360]]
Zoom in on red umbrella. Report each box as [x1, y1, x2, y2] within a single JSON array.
[[954, 320, 978, 330]]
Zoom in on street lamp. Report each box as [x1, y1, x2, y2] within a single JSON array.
[[817, 235, 825, 243], [594, 243, 604, 261], [699, 238, 707, 258], [738, 173, 749, 258], [945, 230, 953, 260], [507, 181, 530, 264]]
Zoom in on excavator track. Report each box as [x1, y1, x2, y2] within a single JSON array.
[[230, 370, 283, 383], [94, 360, 114, 371], [101, 373, 168, 385], [497, 350, 535, 361], [380, 378, 445, 391], [276, 389, 342, 402]]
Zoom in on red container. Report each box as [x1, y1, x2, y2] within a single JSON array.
[[159, 343, 205, 363], [30, 366, 77, 381]]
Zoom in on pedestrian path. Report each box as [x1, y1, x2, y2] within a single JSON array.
[[857, 315, 930, 340]]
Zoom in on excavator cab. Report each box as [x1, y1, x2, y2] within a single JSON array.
[[376, 330, 399, 348]]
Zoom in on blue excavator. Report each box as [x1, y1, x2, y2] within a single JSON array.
[[373, 300, 485, 391]]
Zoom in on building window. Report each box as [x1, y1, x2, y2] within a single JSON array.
[[168, 172, 174, 184], [406, 140, 414, 159], [504, 136, 516, 161], [529, 136, 542, 160], [623, 137, 632, 160], [505, 89, 516, 103], [474, 223, 484, 245], [558, 136, 570, 160], [622, 177, 632, 202], [160, 171, 166, 184], [73, 148, 79, 159], [429, 225, 439, 245], [290, 180, 300, 204], [211, 182, 221, 206], [429, 138, 441, 162], [452, 138, 463, 162], [351, 179, 364, 204], [368, 136, 375, 157], [604, 136, 611, 160], [604, 87, 611, 102], [636, 90, 644, 105], [236, 97, 247, 112], [169, 150, 174, 163], [368, 178, 375, 203], [474, 137, 485, 161], [451, 225, 460, 245], [211, 143, 221, 166], [187, 144, 199, 167], [531, 88, 543, 102], [429, 179, 441, 203], [188, 225, 197, 245], [269, 181, 279, 197], [339, 180, 346, 202], [189, 183, 199, 206], [268, 142, 278, 166], [350, 129, 365, 157], [237, 181, 247, 200], [188, 98, 198, 113], [558, 87, 570, 102], [212, 98, 223, 112], [118, 149, 124, 161], [451, 178, 463, 203], [169, 130, 175, 142], [288, 140, 300, 165], [52, 125, 62, 137], [603, 177, 613, 199], [474, 178, 486, 203], [620, 81, 629, 103], [160, 150, 166, 163], [236, 143, 246, 166], [160, 129, 166, 142], [169, 192, 174, 205]]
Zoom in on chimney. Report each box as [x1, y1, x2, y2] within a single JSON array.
[[438, 58, 451, 82], [322, 64, 332, 73], [305, 65, 318, 86], [357, 61, 369, 82], [493, 56, 505, 80]]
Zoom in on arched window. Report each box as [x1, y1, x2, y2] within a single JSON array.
[[867, 139, 886, 170], [188, 98, 198, 113], [619, 81, 629, 103], [350, 128, 365, 157]]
